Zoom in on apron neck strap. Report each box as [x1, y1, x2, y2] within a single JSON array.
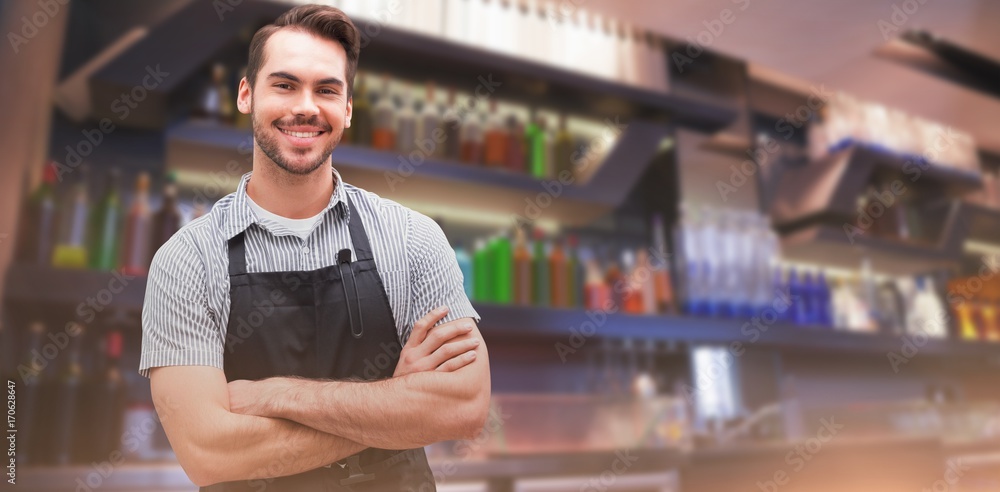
[[228, 230, 248, 276], [344, 193, 374, 262]]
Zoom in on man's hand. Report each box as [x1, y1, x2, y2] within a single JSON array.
[[393, 306, 480, 377]]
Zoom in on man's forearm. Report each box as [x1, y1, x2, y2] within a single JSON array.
[[262, 370, 488, 450], [189, 409, 367, 486]]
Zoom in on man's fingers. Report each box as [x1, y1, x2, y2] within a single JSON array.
[[428, 338, 480, 369], [409, 306, 450, 346], [435, 350, 478, 372], [422, 319, 475, 351]]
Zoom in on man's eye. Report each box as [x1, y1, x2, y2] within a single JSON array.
[[319, 89, 337, 95], [275, 83, 292, 90]]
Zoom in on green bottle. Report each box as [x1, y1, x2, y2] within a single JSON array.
[[89, 169, 122, 270], [493, 232, 513, 304], [526, 110, 548, 179], [473, 239, 490, 302]]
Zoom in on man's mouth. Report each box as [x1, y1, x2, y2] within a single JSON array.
[[278, 127, 324, 138]]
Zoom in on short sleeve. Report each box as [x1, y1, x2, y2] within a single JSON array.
[[138, 234, 223, 378], [403, 212, 480, 345]]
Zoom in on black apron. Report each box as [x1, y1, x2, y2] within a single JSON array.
[[202, 195, 436, 492]]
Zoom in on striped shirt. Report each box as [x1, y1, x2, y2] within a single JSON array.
[[138, 168, 479, 378]]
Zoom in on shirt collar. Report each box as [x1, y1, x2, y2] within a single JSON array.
[[223, 167, 349, 240]]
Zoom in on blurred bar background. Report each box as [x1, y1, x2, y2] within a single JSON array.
[[3, 0, 1000, 490]]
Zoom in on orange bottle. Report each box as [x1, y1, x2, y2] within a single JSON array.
[[981, 300, 1000, 342], [371, 74, 396, 151], [483, 99, 508, 168], [585, 259, 610, 311]]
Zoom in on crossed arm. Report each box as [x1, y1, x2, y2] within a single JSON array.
[[151, 308, 490, 487]]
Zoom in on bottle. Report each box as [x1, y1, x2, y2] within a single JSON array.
[[955, 301, 978, 341], [553, 114, 574, 179], [604, 253, 624, 312], [454, 241, 474, 301], [816, 271, 833, 327], [699, 207, 721, 317], [52, 166, 90, 269], [78, 317, 127, 463], [621, 250, 644, 314], [550, 237, 569, 308], [635, 249, 658, 315], [513, 227, 533, 305], [532, 229, 550, 307], [372, 75, 396, 151], [51, 322, 85, 465], [584, 259, 609, 311], [788, 268, 808, 325], [525, 110, 549, 179], [16, 162, 59, 265], [348, 72, 373, 146], [566, 235, 582, 308], [979, 300, 999, 342], [907, 277, 947, 338], [504, 106, 527, 173], [473, 238, 490, 302], [88, 168, 122, 270], [200, 62, 234, 124], [17, 322, 47, 465], [121, 173, 152, 276], [459, 98, 484, 164], [396, 83, 418, 154], [483, 99, 508, 168], [492, 232, 513, 304], [650, 214, 675, 313], [418, 81, 443, 159], [151, 173, 182, 258], [442, 87, 462, 160]]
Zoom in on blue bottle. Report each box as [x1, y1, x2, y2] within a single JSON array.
[[454, 241, 474, 301]]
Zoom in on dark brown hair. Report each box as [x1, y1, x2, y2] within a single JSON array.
[[246, 4, 361, 97]]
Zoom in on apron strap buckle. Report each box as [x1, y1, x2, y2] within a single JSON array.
[[338, 454, 376, 485]]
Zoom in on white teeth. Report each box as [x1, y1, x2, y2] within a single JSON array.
[[279, 128, 321, 138]]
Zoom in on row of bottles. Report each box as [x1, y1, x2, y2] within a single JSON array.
[[1, 316, 139, 466], [452, 215, 676, 314], [673, 204, 782, 318], [810, 91, 979, 172], [345, 72, 613, 179], [16, 162, 183, 273], [323, 0, 669, 91]]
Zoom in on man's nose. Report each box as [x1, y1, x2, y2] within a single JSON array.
[[291, 90, 320, 118]]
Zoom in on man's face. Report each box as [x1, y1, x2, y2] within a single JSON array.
[[237, 28, 353, 176]]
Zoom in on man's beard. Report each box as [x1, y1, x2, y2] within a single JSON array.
[[252, 110, 342, 176]]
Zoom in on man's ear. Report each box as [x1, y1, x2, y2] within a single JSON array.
[[237, 77, 252, 114], [344, 96, 353, 129]]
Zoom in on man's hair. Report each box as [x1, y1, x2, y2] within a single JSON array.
[[246, 4, 361, 97]]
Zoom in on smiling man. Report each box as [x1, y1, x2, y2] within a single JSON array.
[[139, 5, 490, 491]]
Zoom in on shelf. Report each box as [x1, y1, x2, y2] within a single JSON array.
[[474, 304, 1000, 360], [956, 201, 1000, 245], [166, 119, 670, 226], [770, 144, 983, 227], [4, 264, 147, 313], [779, 222, 962, 276], [89, 1, 737, 131]]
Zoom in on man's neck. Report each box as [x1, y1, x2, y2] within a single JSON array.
[[247, 150, 335, 220]]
